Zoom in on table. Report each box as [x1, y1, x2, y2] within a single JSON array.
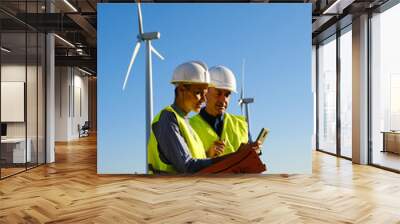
[[1, 138, 32, 163], [381, 131, 400, 154]]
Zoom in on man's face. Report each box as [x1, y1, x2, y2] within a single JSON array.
[[205, 87, 231, 116], [182, 84, 209, 113]]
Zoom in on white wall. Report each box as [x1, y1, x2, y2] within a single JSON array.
[[1, 65, 26, 141], [55, 67, 89, 141], [1, 82, 25, 122], [55, 66, 70, 141], [72, 73, 89, 138], [1, 65, 39, 138]]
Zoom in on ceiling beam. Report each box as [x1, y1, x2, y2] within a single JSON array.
[[55, 55, 96, 72], [67, 13, 97, 45]]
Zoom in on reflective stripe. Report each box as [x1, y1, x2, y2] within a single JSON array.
[[147, 106, 206, 174], [190, 113, 248, 156]]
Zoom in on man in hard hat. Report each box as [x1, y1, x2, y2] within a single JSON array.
[[190, 65, 259, 158], [147, 61, 260, 174]]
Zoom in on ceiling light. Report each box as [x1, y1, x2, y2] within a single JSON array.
[[54, 34, 75, 48], [1, 47, 11, 53], [323, 0, 355, 15], [76, 48, 86, 56], [78, 67, 93, 76], [63, 0, 78, 12]]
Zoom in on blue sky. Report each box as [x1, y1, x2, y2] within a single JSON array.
[[98, 3, 312, 174]]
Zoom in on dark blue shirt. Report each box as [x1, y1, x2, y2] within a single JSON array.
[[199, 108, 224, 137], [152, 104, 213, 173], [200, 108, 253, 142]]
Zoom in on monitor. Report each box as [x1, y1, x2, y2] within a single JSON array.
[[1, 123, 7, 137]]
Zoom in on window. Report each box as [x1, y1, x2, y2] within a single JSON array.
[[339, 27, 352, 158], [371, 2, 400, 171], [318, 35, 337, 154]]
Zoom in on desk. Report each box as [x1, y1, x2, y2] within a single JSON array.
[[382, 131, 400, 154], [1, 138, 31, 163]]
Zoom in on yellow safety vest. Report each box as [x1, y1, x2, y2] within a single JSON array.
[[190, 113, 248, 157], [147, 106, 207, 174]]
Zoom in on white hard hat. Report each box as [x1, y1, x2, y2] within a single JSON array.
[[171, 61, 210, 85], [208, 65, 237, 92]]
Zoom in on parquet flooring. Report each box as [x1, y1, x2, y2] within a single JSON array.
[[1, 167, 26, 178], [1, 134, 400, 223]]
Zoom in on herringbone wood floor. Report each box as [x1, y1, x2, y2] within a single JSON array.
[[1, 134, 400, 223]]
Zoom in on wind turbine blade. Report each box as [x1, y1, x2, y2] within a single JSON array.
[[151, 45, 165, 60], [122, 41, 141, 90], [137, 2, 144, 35]]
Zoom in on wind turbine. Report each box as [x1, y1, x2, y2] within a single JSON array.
[[238, 59, 254, 141], [122, 2, 164, 154]]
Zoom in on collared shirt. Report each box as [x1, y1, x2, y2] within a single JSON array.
[[152, 104, 213, 173], [199, 108, 224, 137], [199, 108, 253, 142]]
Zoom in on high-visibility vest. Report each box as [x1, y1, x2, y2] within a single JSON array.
[[147, 106, 207, 174], [190, 113, 248, 156]]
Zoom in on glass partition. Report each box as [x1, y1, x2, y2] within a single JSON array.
[[0, 1, 46, 179], [1, 30, 28, 178]]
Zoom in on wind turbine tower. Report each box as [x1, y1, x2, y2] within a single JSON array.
[[122, 2, 165, 162], [238, 59, 254, 141]]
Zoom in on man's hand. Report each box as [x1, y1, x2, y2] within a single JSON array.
[[207, 140, 225, 158], [238, 141, 262, 154]]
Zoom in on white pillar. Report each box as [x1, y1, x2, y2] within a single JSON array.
[[312, 45, 317, 150], [46, 33, 55, 163], [46, 1, 55, 163], [352, 14, 369, 164]]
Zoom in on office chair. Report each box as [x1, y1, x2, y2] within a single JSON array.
[[79, 121, 90, 138]]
